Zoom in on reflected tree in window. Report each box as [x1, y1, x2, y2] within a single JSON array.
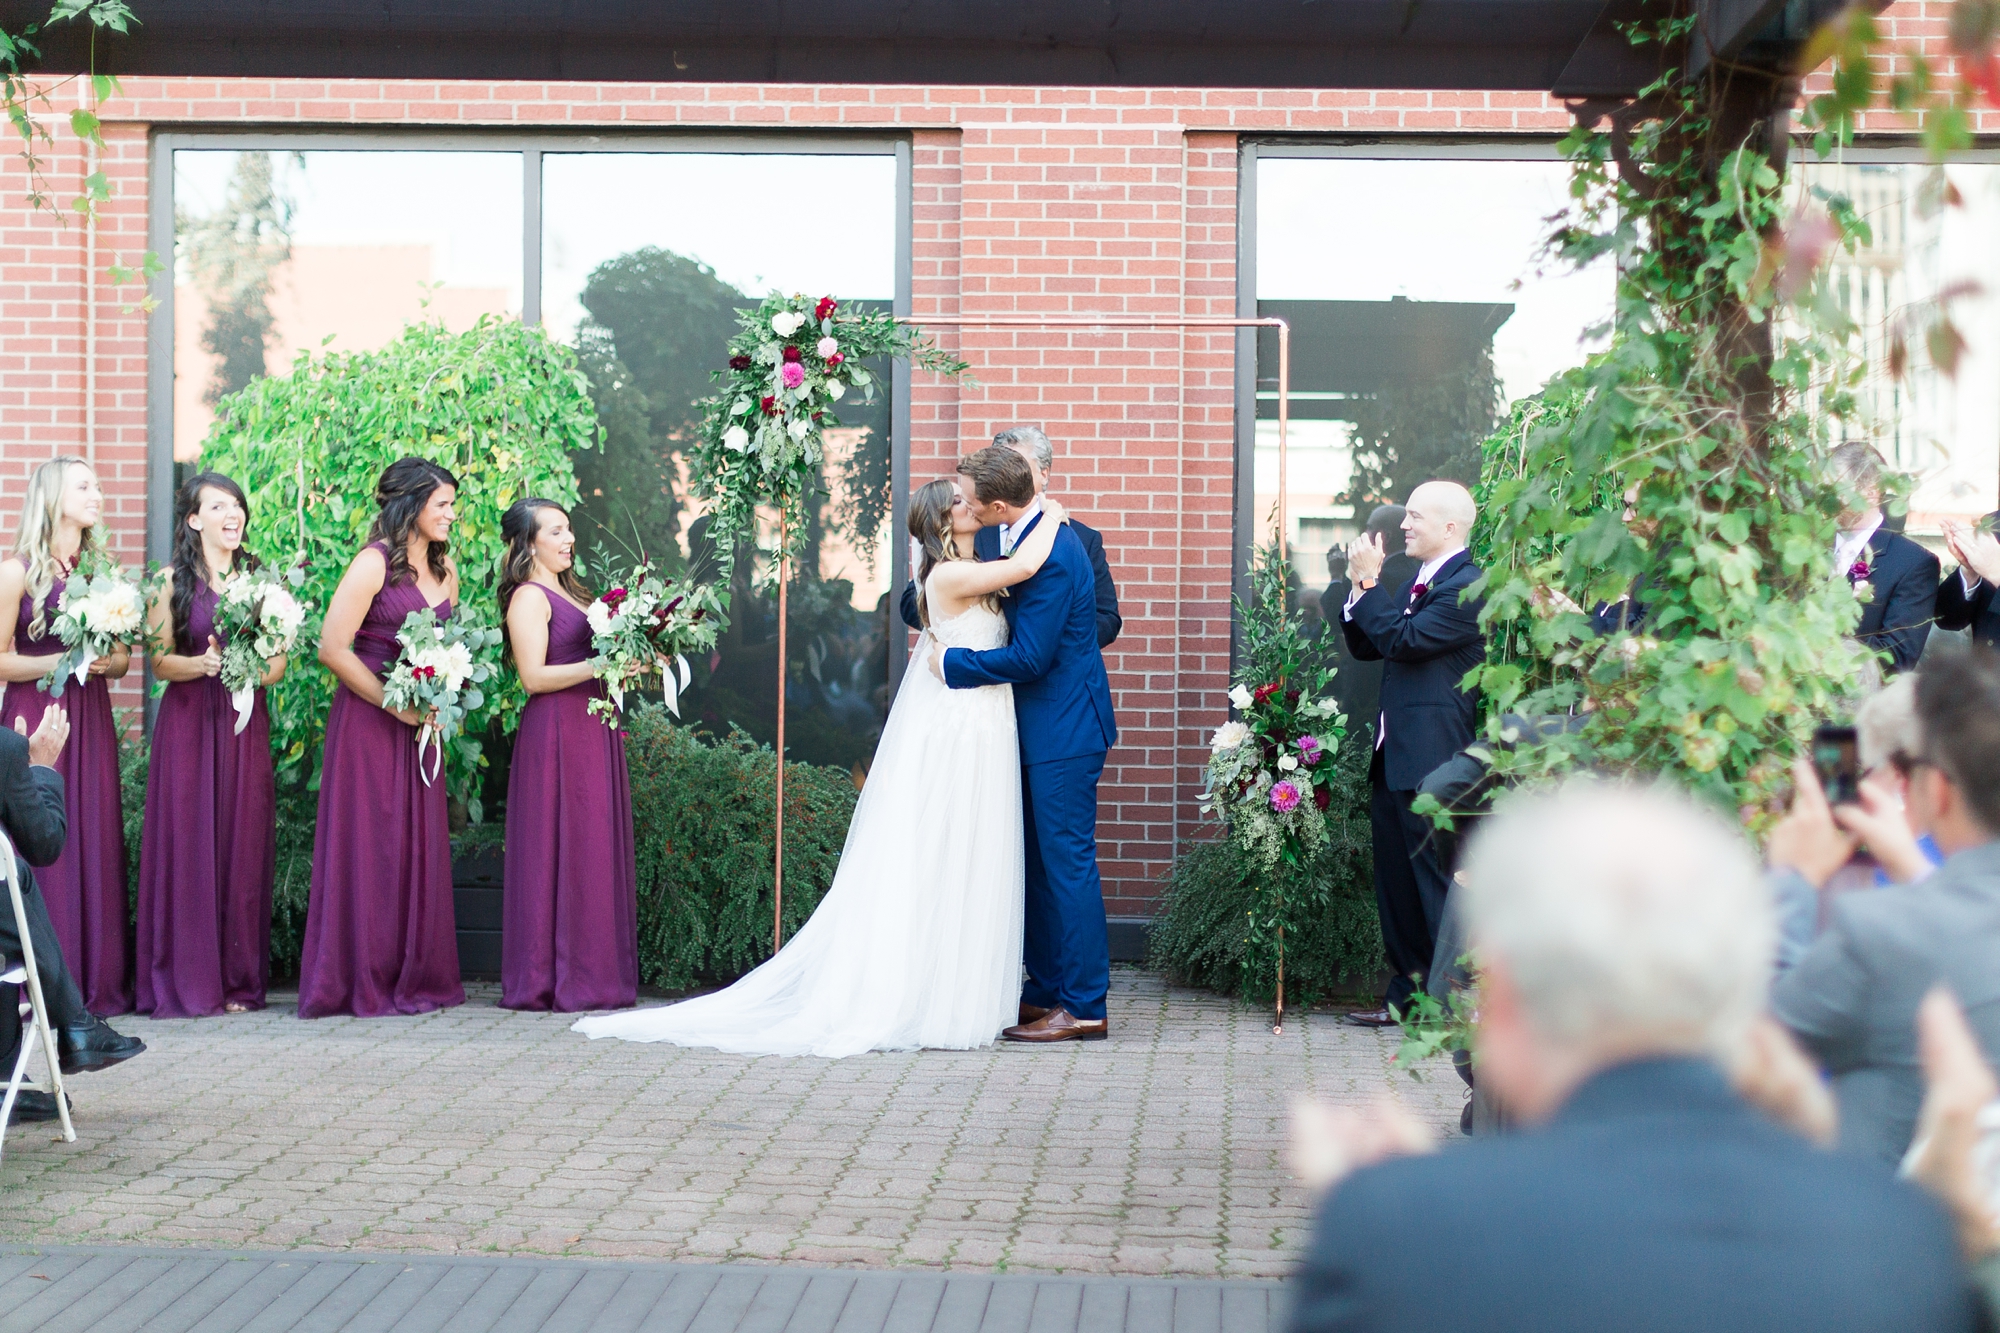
[[177, 151, 296, 404], [1343, 345, 1502, 509]]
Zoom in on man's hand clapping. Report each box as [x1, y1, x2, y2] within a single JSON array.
[[1944, 520, 2000, 588], [15, 703, 69, 770], [1346, 531, 1387, 586]]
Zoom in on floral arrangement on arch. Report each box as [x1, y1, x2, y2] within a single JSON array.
[[689, 294, 970, 583]]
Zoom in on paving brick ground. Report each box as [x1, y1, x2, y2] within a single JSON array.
[[0, 971, 1460, 1279]]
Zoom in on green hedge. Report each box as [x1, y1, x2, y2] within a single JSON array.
[[1148, 738, 1382, 1007], [119, 703, 858, 989]]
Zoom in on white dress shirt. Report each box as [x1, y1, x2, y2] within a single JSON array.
[[1342, 545, 1466, 750], [999, 496, 1044, 556], [1832, 515, 1882, 580]]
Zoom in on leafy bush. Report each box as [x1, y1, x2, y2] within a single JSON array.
[[623, 704, 859, 991], [196, 315, 600, 821], [1151, 738, 1380, 1007]]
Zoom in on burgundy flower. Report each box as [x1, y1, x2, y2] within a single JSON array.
[[811, 411, 824, 423], [413, 664, 436, 682], [815, 296, 837, 321], [662, 595, 684, 616], [603, 587, 628, 611], [1410, 582, 1431, 601], [1313, 784, 1331, 811], [1848, 559, 1872, 583], [782, 345, 803, 363], [728, 354, 752, 371], [760, 395, 778, 416], [826, 353, 844, 368], [1285, 688, 1300, 706], [1253, 682, 1280, 705]]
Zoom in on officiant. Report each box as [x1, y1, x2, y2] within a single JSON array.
[[900, 425, 1121, 648]]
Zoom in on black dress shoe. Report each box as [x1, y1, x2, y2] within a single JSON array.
[[57, 1015, 145, 1075], [7, 1089, 69, 1124]]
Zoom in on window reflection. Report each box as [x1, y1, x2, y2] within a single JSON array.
[[541, 152, 899, 775], [172, 150, 524, 462]]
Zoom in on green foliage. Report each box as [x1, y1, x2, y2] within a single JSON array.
[[1468, 45, 1876, 818], [1151, 739, 1379, 1007], [178, 150, 294, 406], [623, 705, 859, 991], [197, 315, 600, 820]]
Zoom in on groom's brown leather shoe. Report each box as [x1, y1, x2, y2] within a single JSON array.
[[1018, 1002, 1050, 1026], [1002, 1008, 1107, 1043]]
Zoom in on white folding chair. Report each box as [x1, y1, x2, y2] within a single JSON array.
[[0, 826, 74, 1158]]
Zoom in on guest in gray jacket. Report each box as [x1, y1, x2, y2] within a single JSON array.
[[1773, 647, 2000, 1165]]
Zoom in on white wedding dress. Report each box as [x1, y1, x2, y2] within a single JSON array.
[[573, 587, 1025, 1058]]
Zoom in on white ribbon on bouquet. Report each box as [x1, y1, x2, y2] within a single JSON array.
[[415, 719, 443, 787], [230, 685, 256, 736], [71, 654, 94, 687], [661, 653, 691, 717]]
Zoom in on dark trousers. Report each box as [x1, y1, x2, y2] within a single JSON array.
[[1368, 749, 1453, 1012], [1020, 751, 1111, 1021], [0, 865, 88, 1062]]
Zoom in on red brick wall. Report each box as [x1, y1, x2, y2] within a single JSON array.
[[0, 0, 1970, 913]]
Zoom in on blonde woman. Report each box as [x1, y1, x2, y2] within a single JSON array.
[[0, 456, 134, 1014]]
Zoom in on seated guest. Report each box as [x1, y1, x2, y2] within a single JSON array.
[[1939, 513, 2000, 652], [1829, 441, 1939, 675], [1774, 648, 2000, 1164], [0, 703, 145, 1122], [1289, 780, 1978, 1333]]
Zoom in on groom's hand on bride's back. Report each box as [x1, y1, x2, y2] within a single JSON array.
[[929, 641, 947, 682]]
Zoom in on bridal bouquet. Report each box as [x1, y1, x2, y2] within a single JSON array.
[[381, 609, 503, 785], [213, 569, 308, 735], [36, 550, 147, 694], [584, 563, 728, 727]]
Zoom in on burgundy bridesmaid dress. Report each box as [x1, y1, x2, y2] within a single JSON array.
[[0, 559, 132, 1015], [135, 580, 276, 1017], [296, 541, 464, 1018], [500, 587, 638, 1012]]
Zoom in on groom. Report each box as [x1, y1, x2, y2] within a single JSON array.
[[930, 445, 1119, 1042]]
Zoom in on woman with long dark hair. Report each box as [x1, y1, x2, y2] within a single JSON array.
[[496, 498, 638, 1012], [136, 472, 285, 1017], [297, 456, 465, 1018], [0, 455, 133, 1014]]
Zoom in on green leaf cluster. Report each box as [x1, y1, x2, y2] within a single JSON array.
[[197, 315, 600, 819], [1469, 53, 1877, 820]]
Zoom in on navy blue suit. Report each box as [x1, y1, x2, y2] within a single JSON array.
[[901, 518, 1122, 648], [1290, 1057, 1977, 1333], [941, 515, 1118, 1020], [1340, 551, 1484, 1011], [1937, 511, 2000, 651], [1853, 527, 1939, 674]]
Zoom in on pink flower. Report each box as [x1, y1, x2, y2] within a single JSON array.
[[781, 363, 806, 389], [1297, 735, 1322, 766], [817, 336, 839, 359], [1848, 559, 1871, 582], [1269, 780, 1301, 813]]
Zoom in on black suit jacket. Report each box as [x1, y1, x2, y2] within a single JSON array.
[[1936, 510, 2000, 652], [1340, 550, 1484, 791], [0, 724, 65, 890], [1853, 527, 1939, 673], [1289, 1057, 1978, 1333], [899, 515, 1122, 648]]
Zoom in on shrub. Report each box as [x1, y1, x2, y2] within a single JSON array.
[[623, 704, 859, 991], [1150, 738, 1381, 1007]]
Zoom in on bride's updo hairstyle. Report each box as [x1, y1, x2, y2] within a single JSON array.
[[907, 478, 959, 629]]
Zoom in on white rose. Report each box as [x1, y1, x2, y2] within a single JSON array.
[[439, 643, 475, 691], [787, 418, 811, 442], [586, 601, 614, 636], [817, 336, 839, 358], [1277, 755, 1299, 772], [1210, 720, 1250, 753], [771, 311, 806, 337], [1228, 684, 1254, 710], [722, 425, 751, 453], [825, 379, 845, 402]]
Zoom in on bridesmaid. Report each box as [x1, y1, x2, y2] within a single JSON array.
[[135, 471, 284, 1018], [497, 499, 638, 1012], [296, 456, 465, 1018], [0, 455, 133, 1015]]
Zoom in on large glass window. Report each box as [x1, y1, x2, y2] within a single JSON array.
[[541, 152, 899, 775], [1253, 150, 1617, 633], [172, 150, 524, 461], [1800, 157, 2000, 530], [166, 138, 903, 792]]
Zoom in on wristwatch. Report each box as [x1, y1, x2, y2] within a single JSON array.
[[1358, 578, 1378, 592]]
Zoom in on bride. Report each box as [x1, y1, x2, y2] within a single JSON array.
[[573, 480, 1069, 1058]]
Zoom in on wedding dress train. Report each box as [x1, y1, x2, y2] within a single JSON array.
[[573, 591, 1024, 1057]]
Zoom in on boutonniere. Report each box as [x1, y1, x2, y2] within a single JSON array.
[[1847, 558, 1871, 583]]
